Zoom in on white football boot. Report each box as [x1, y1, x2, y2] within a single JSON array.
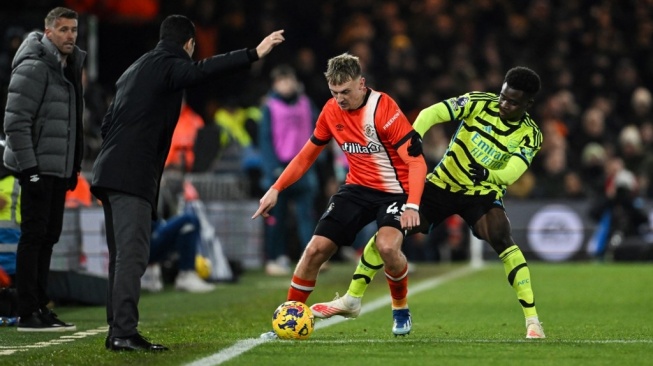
[[310, 293, 361, 319], [525, 316, 545, 339]]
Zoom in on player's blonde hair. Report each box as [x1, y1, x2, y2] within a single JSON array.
[[324, 53, 362, 85]]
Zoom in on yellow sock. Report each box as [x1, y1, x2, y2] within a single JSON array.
[[499, 245, 537, 318], [347, 234, 384, 298]]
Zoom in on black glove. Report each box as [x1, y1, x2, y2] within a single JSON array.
[[468, 162, 489, 185], [67, 173, 79, 191], [407, 132, 423, 157], [19, 166, 40, 184], [19, 166, 45, 197]]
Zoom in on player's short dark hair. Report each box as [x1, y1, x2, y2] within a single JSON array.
[[44, 7, 78, 29], [160, 15, 195, 46], [505, 66, 541, 97]]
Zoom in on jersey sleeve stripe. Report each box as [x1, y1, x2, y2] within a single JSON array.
[[310, 134, 330, 146], [393, 130, 416, 150], [444, 100, 456, 121], [514, 153, 531, 167]]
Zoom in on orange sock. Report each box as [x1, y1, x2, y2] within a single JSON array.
[[385, 265, 408, 309], [287, 275, 316, 304]]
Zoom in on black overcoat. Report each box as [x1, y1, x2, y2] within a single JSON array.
[[91, 40, 251, 217]]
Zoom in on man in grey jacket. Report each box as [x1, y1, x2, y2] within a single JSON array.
[[3, 7, 84, 332]]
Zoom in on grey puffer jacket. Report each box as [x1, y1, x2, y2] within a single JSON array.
[[3, 31, 85, 178]]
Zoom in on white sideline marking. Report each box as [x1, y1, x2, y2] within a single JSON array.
[[300, 339, 653, 344], [185, 265, 482, 366], [0, 326, 108, 354]]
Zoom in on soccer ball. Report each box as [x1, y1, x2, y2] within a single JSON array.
[[272, 301, 315, 340]]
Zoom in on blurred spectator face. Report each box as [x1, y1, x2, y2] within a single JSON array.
[[507, 14, 529, 39], [349, 41, 373, 73], [295, 48, 316, 73], [581, 108, 605, 136], [564, 171, 584, 197], [273, 75, 299, 98], [618, 124, 643, 156], [544, 149, 567, 175], [639, 122, 653, 145], [581, 142, 607, 167], [631, 87, 652, 117]]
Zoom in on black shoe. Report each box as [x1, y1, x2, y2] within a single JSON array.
[[17, 311, 68, 332], [105, 327, 112, 349], [40, 309, 76, 331], [109, 332, 169, 351]]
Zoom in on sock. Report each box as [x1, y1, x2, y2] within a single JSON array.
[[385, 264, 408, 309], [499, 245, 537, 318], [347, 234, 384, 298], [287, 275, 316, 304]]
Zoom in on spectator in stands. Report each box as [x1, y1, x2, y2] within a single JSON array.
[[562, 171, 587, 199], [617, 125, 646, 177], [65, 174, 93, 208], [90, 14, 284, 351], [165, 99, 204, 172], [628, 87, 653, 127], [590, 161, 650, 258], [141, 167, 215, 293], [568, 107, 614, 169], [258, 65, 319, 276], [81, 68, 110, 166], [3, 7, 84, 332], [580, 142, 609, 198], [0, 142, 21, 288], [141, 210, 215, 293], [0, 26, 25, 126], [212, 98, 263, 195], [531, 149, 569, 199]]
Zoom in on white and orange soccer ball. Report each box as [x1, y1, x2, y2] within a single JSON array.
[[271, 301, 315, 340]]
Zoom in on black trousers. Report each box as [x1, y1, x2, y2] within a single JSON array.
[[98, 190, 151, 338], [15, 175, 67, 318]]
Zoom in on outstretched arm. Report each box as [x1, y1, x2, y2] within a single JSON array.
[[256, 30, 285, 59], [252, 139, 324, 219]]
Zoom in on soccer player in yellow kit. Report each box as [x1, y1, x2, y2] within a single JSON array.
[[310, 66, 546, 339]]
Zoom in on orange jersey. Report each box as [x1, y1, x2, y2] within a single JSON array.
[[313, 89, 425, 205]]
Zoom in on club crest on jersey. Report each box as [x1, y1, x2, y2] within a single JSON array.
[[341, 142, 381, 154], [364, 124, 375, 138], [450, 96, 469, 111]]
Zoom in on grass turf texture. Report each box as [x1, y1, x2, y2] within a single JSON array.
[[1, 262, 651, 365]]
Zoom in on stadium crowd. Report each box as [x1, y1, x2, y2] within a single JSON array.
[[0, 0, 652, 267], [2, 0, 652, 201]]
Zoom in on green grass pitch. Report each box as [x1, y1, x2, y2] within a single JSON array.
[[1, 262, 651, 365]]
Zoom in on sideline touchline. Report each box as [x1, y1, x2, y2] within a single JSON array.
[[185, 265, 484, 366], [0, 326, 109, 356]]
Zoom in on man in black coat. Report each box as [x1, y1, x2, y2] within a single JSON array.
[[91, 15, 284, 351]]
